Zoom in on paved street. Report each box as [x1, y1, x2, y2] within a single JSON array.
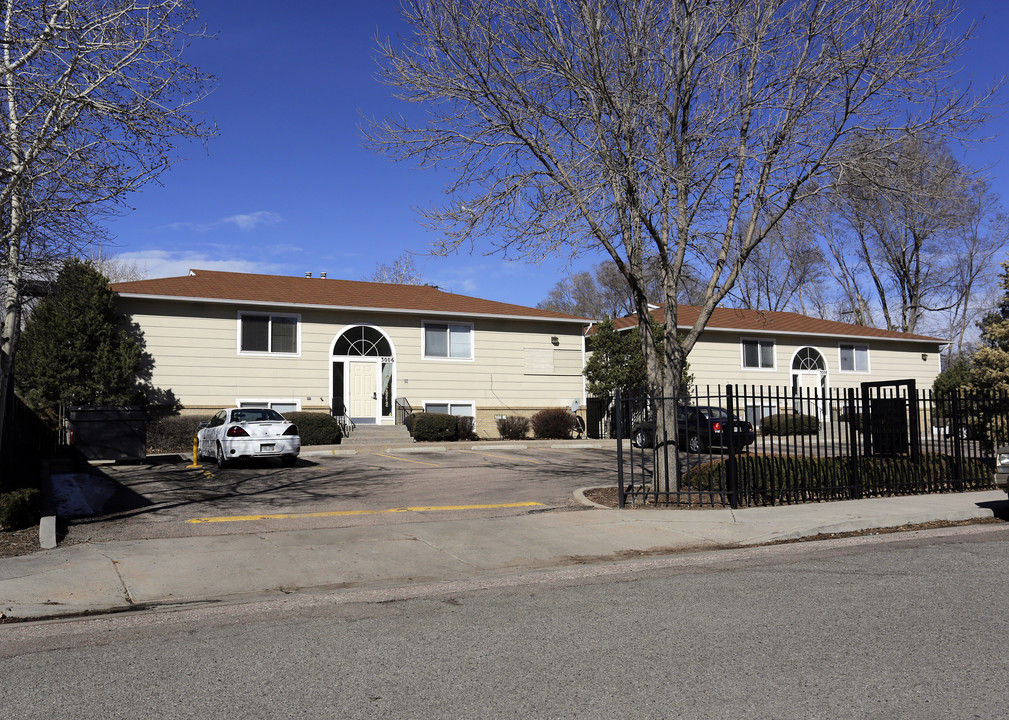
[[4, 524, 1008, 719]]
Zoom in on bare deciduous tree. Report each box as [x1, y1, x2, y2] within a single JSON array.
[[369, 252, 424, 285], [89, 248, 149, 284], [824, 133, 1005, 336], [0, 0, 214, 441], [369, 0, 993, 478], [538, 259, 702, 319], [732, 212, 828, 314]]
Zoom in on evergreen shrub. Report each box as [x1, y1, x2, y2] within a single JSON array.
[[285, 412, 343, 445], [760, 413, 819, 436], [682, 453, 993, 502], [496, 415, 529, 440], [0, 487, 42, 531], [147, 415, 211, 453], [412, 412, 458, 441], [456, 415, 477, 441], [531, 407, 575, 439]]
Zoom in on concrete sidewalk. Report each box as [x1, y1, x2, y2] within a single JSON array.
[[1, 488, 1005, 621]]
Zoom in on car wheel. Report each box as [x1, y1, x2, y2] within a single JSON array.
[[281, 455, 297, 467], [633, 429, 651, 449], [216, 442, 229, 469], [687, 434, 704, 453]]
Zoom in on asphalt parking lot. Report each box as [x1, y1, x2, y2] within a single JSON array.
[[55, 446, 620, 544]]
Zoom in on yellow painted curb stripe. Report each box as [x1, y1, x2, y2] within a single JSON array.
[[372, 452, 443, 466], [186, 501, 545, 524], [457, 449, 543, 464]]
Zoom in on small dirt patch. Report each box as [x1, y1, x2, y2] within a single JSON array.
[[0, 526, 40, 559]]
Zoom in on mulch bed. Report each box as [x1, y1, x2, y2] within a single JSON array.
[[584, 485, 724, 509]]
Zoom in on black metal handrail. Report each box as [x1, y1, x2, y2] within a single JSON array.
[[395, 397, 413, 427], [331, 399, 356, 438]]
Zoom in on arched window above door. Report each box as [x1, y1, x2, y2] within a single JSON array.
[[792, 347, 826, 372], [334, 325, 392, 357]]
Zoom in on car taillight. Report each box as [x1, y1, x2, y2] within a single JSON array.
[[283, 424, 299, 436], [713, 422, 722, 432], [226, 426, 249, 437]]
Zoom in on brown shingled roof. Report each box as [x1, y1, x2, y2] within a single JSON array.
[[607, 305, 944, 343], [110, 269, 591, 323]]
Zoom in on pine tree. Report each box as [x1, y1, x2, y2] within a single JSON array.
[[970, 261, 1009, 395], [15, 260, 147, 422], [584, 318, 692, 407]]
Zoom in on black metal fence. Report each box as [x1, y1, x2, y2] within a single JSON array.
[[0, 392, 55, 492], [615, 383, 1003, 509]]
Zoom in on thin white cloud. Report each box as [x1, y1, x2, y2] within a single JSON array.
[[114, 250, 281, 279], [221, 211, 282, 231], [165, 211, 282, 233]]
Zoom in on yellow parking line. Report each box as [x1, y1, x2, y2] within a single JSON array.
[[186, 501, 544, 524], [372, 452, 443, 467], [457, 449, 543, 464]]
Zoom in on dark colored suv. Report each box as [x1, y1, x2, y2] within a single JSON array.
[[630, 405, 756, 452]]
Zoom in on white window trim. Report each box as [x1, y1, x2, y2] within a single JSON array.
[[740, 337, 777, 371], [237, 311, 302, 357], [838, 343, 870, 374], [423, 400, 476, 417], [421, 320, 475, 362], [236, 398, 302, 412]]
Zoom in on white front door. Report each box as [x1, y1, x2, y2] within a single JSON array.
[[792, 371, 825, 418], [349, 361, 376, 421]]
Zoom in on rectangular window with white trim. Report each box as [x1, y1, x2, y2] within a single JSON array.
[[423, 321, 473, 360], [424, 402, 474, 417], [839, 344, 869, 373], [237, 399, 301, 414], [741, 338, 775, 369], [239, 313, 300, 355]]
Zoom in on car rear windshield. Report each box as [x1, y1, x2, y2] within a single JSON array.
[[698, 407, 730, 421], [230, 408, 285, 423]]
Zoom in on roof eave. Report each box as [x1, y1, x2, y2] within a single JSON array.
[[113, 292, 593, 325], [604, 319, 944, 344]]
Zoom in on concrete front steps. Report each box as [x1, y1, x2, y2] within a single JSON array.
[[342, 423, 413, 446]]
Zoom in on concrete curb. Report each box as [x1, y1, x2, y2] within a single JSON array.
[[574, 486, 614, 509]]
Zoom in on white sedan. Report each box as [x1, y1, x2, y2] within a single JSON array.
[[197, 407, 301, 468]]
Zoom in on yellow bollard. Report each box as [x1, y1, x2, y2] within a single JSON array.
[[186, 432, 202, 469]]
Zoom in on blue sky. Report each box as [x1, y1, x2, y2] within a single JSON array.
[[107, 0, 1009, 307]]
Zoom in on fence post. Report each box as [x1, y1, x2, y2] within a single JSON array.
[[846, 388, 862, 500], [615, 388, 625, 508], [726, 384, 738, 510], [952, 390, 964, 492]]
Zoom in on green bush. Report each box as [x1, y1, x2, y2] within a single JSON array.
[[530, 407, 575, 439], [0, 487, 42, 531], [760, 413, 819, 436], [412, 412, 458, 442], [285, 412, 343, 445], [496, 415, 529, 440], [147, 415, 211, 453], [682, 453, 994, 502], [456, 415, 477, 441]]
